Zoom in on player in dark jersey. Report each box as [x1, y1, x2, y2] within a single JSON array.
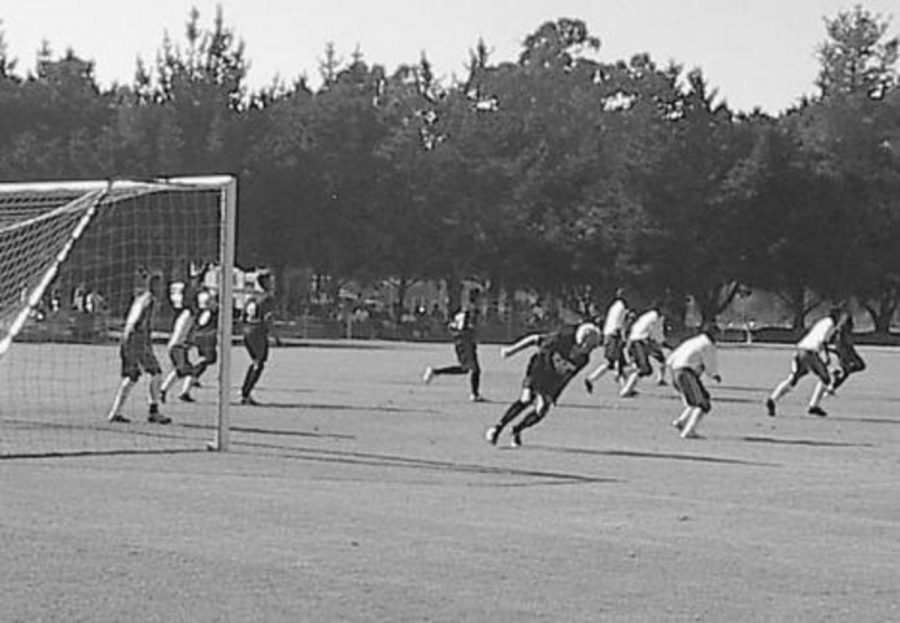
[[186, 287, 219, 392], [240, 271, 275, 405], [486, 322, 602, 448], [107, 271, 170, 424], [826, 312, 865, 394], [422, 290, 484, 402], [160, 281, 197, 403]]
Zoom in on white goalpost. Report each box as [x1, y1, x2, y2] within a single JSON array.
[[0, 176, 236, 458]]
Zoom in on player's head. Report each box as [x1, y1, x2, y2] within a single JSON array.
[[700, 322, 720, 341], [168, 281, 186, 310], [828, 306, 844, 322], [575, 322, 602, 351], [614, 287, 626, 300], [196, 288, 216, 311], [146, 272, 163, 295], [257, 270, 272, 291]]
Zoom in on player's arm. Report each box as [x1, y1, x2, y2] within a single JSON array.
[[500, 334, 541, 359]]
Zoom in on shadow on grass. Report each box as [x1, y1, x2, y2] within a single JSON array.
[[230, 442, 618, 486], [232, 401, 437, 414], [742, 436, 874, 448], [534, 444, 777, 467]]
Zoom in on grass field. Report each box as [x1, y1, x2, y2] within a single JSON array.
[[2, 340, 899, 621]]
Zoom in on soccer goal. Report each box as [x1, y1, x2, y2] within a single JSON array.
[[0, 176, 236, 458]]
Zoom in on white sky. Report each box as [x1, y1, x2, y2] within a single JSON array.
[[1, 0, 897, 114]]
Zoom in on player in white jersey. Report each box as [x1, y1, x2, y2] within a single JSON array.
[[619, 304, 668, 398], [765, 308, 842, 417], [584, 289, 629, 393], [160, 281, 197, 403], [668, 325, 722, 439]]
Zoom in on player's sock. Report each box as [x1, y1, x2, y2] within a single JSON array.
[[619, 371, 639, 397], [681, 408, 704, 438], [497, 401, 527, 430]]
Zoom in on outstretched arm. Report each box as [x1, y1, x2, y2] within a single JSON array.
[[500, 334, 541, 359]]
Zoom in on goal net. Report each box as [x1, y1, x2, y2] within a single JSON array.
[[0, 177, 235, 458]]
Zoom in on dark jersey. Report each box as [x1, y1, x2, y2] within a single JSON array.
[[525, 325, 591, 401], [448, 308, 478, 346], [242, 292, 273, 336], [123, 291, 155, 346], [193, 308, 218, 353]]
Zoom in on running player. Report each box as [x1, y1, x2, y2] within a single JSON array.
[[160, 281, 197, 404], [668, 324, 722, 439], [107, 271, 170, 424], [584, 288, 629, 393], [240, 271, 275, 406], [618, 303, 668, 398], [485, 322, 602, 448], [422, 290, 484, 402], [765, 307, 842, 417]]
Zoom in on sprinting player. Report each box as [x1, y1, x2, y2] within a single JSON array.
[[485, 322, 602, 448], [240, 271, 275, 406], [160, 281, 197, 404], [185, 288, 219, 391], [422, 290, 484, 402], [826, 312, 865, 394], [584, 288, 629, 393], [668, 324, 722, 439], [618, 303, 667, 397], [107, 271, 170, 424], [765, 307, 842, 417]]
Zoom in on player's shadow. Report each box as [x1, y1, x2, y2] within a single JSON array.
[[234, 401, 438, 415], [533, 444, 776, 467], [742, 436, 874, 448]]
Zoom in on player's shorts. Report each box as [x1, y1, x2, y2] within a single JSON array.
[[523, 354, 572, 404], [602, 333, 624, 368], [120, 339, 162, 381], [647, 340, 666, 363], [243, 329, 269, 363], [454, 340, 479, 371], [672, 368, 711, 413], [168, 344, 194, 377], [628, 340, 654, 377], [789, 349, 830, 385]]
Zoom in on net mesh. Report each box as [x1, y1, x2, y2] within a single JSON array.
[[0, 180, 229, 458]]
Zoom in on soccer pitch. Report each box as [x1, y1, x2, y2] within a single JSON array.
[[2, 341, 899, 621]]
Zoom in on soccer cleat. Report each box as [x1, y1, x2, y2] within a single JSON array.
[[584, 379, 594, 394], [509, 430, 522, 448], [178, 393, 195, 403], [422, 366, 435, 384], [470, 394, 486, 403], [681, 430, 703, 440], [807, 406, 828, 417], [620, 389, 639, 398], [485, 426, 499, 446], [765, 398, 776, 417], [148, 412, 172, 425], [671, 419, 685, 431], [108, 414, 130, 423], [241, 395, 260, 406], [656, 379, 668, 386]]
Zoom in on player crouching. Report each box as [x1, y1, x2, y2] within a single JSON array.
[[667, 324, 722, 439], [486, 322, 602, 448]]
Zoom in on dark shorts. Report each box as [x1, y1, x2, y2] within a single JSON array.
[[454, 341, 479, 371], [628, 340, 654, 376], [244, 329, 269, 363], [168, 344, 194, 377], [790, 350, 831, 385], [602, 334, 624, 368], [835, 343, 865, 374], [121, 339, 162, 381], [672, 368, 711, 413], [523, 354, 573, 404]]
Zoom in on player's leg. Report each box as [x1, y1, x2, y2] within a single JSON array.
[[806, 354, 832, 416], [766, 353, 806, 416], [140, 346, 169, 424], [620, 342, 650, 397], [679, 373, 711, 439], [108, 346, 139, 422], [509, 394, 551, 447], [241, 332, 268, 404], [486, 387, 533, 445]]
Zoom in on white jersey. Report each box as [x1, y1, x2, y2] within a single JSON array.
[[629, 310, 664, 343], [602, 299, 627, 336], [167, 309, 194, 350], [667, 333, 718, 377], [797, 317, 835, 352]]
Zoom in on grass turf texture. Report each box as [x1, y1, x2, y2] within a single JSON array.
[[2, 341, 899, 621]]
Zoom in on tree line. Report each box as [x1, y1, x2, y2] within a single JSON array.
[[0, 6, 898, 331]]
